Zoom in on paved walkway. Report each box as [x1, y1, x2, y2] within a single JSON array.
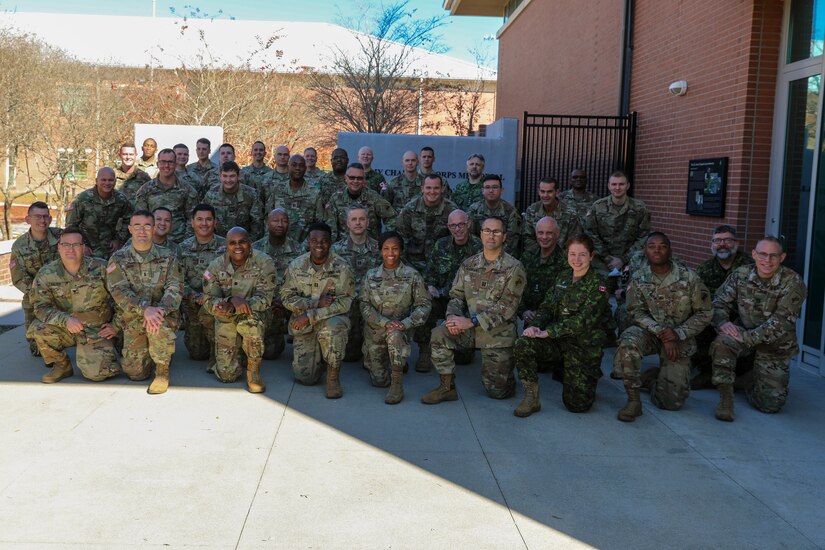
[[0, 298, 823, 549]]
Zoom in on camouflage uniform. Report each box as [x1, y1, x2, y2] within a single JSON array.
[[252, 235, 303, 359], [365, 169, 386, 194], [265, 181, 323, 243], [558, 188, 599, 220], [359, 263, 432, 386], [430, 252, 526, 398], [240, 164, 273, 200], [106, 244, 183, 380], [710, 265, 807, 413], [382, 173, 424, 212], [395, 196, 456, 274], [122, 237, 181, 259], [280, 252, 355, 385], [304, 167, 328, 189], [10, 227, 61, 353], [186, 161, 220, 200], [27, 257, 120, 381], [317, 172, 346, 207], [613, 260, 712, 410], [467, 199, 522, 256], [583, 196, 651, 274], [326, 187, 397, 241], [518, 245, 568, 318], [203, 183, 264, 240], [451, 178, 484, 211], [177, 168, 208, 202], [202, 250, 277, 382], [65, 187, 133, 259], [521, 200, 583, 255], [514, 267, 610, 412], [420, 172, 453, 199], [137, 156, 159, 179], [332, 236, 381, 361], [178, 234, 226, 365], [114, 166, 151, 203], [134, 176, 199, 243]]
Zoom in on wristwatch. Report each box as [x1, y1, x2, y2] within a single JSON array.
[[471, 315, 480, 327]]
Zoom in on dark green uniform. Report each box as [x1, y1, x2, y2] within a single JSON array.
[[365, 169, 386, 194], [521, 200, 582, 256], [451, 178, 484, 211], [518, 245, 568, 318], [325, 187, 397, 241]]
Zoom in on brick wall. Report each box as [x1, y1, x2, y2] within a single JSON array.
[[0, 253, 11, 285]]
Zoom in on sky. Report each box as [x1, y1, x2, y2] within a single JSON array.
[[3, 0, 501, 67]]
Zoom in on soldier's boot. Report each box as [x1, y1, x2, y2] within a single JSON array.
[[715, 383, 735, 422], [326, 366, 343, 399], [246, 358, 265, 394], [617, 383, 643, 422], [415, 345, 432, 373], [384, 368, 404, 405], [421, 374, 458, 404], [41, 356, 73, 384], [513, 381, 541, 418], [147, 363, 170, 395], [29, 339, 41, 357], [640, 367, 660, 392]]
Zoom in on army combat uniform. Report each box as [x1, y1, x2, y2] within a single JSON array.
[[359, 263, 431, 386], [240, 164, 273, 201], [710, 265, 807, 413], [114, 166, 151, 204], [332, 235, 381, 362], [266, 181, 323, 243], [27, 257, 120, 381], [514, 267, 610, 412], [583, 195, 651, 277], [451, 178, 484, 211], [467, 199, 522, 256], [326, 187, 397, 241], [202, 250, 277, 383], [558, 188, 599, 220], [614, 260, 712, 410], [304, 167, 328, 189], [186, 161, 220, 200], [521, 200, 583, 256], [203, 183, 264, 240], [65, 186, 133, 259], [280, 252, 355, 386], [395, 196, 456, 274], [364, 169, 386, 194], [317, 172, 346, 208], [382, 173, 424, 212], [134, 176, 199, 243]]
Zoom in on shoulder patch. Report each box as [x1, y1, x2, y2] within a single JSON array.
[[106, 263, 117, 274], [8, 260, 15, 269], [204, 270, 213, 280], [599, 285, 607, 293]]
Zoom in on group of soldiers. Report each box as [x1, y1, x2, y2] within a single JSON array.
[[9, 138, 807, 422]]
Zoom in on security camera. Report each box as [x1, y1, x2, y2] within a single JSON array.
[[669, 80, 688, 96]]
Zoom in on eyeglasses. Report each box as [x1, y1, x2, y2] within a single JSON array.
[[754, 251, 782, 261], [347, 176, 365, 181], [130, 224, 154, 231], [447, 222, 468, 230], [58, 242, 85, 249], [480, 228, 504, 236], [29, 214, 50, 221], [711, 238, 735, 245]]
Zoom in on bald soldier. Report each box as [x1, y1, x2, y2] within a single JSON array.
[[358, 146, 387, 194]]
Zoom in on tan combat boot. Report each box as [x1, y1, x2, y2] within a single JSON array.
[[326, 366, 343, 399], [41, 356, 73, 384], [148, 363, 170, 394], [617, 382, 643, 422], [715, 383, 735, 422], [513, 380, 541, 417], [415, 345, 432, 373], [246, 358, 265, 394], [421, 373, 458, 404], [385, 369, 404, 405]]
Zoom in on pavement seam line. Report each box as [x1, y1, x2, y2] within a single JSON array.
[[459, 391, 530, 550], [234, 380, 295, 550], [70, 390, 118, 431]]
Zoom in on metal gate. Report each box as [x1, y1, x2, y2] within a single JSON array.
[[518, 112, 637, 211]]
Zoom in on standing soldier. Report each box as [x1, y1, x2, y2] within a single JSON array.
[[266, 145, 291, 190], [65, 167, 133, 259], [179, 204, 226, 369], [710, 237, 807, 421], [332, 206, 381, 362], [559, 168, 599, 220], [10, 201, 61, 357], [358, 146, 386, 194], [267, 154, 323, 243], [137, 138, 159, 178], [173, 143, 204, 200], [114, 143, 151, 203], [423, 217, 526, 403], [522, 177, 582, 256], [240, 140, 273, 199], [383, 150, 425, 211], [186, 138, 220, 196], [28, 227, 120, 383], [451, 153, 486, 210], [281, 222, 355, 398], [106, 210, 183, 394], [467, 175, 522, 256], [326, 162, 396, 241], [203, 227, 277, 392], [317, 148, 349, 207], [519, 217, 568, 327], [253, 208, 303, 359], [420, 146, 452, 198], [134, 148, 199, 243], [614, 233, 712, 421], [303, 147, 327, 188], [203, 161, 263, 240]]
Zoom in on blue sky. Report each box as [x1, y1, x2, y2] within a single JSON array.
[[4, 0, 501, 66]]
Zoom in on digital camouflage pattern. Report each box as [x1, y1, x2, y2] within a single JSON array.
[[304, 167, 327, 189], [558, 188, 599, 220], [424, 235, 483, 296], [65, 187, 133, 259], [317, 172, 346, 207], [114, 166, 151, 203], [332, 235, 381, 360], [265, 181, 323, 243], [584, 195, 651, 266], [326, 187, 397, 241], [203, 183, 264, 240], [179, 235, 226, 362], [176, 168, 209, 202], [395, 195, 456, 274], [467, 199, 522, 256], [451, 178, 484, 211], [711, 264, 807, 413], [186, 161, 220, 199], [359, 263, 431, 386], [137, 156, 158, 179], [518, 245, 568, 316], [134, 176, 199, 243], [364, 169, 386, 194], [240, 164, 273, 199], [521, 200, 583, 255], [382, 173, 424, 211]]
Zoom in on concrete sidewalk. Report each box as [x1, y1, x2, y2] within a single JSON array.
[[0, 315, 823, 549]]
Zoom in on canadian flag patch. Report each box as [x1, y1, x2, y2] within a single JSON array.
[[204, 270, 213, 280], [598, 285, 607, 293]]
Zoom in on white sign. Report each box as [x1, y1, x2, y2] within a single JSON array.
[[135, 124, 224, 164]]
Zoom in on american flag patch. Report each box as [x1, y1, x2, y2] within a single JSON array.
[[8, 260, 15, 269], [204, 270, 213, 280], [106, 263, 117, 273], [598, 285, 607, 293]]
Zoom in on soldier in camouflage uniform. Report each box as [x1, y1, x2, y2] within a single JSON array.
[[303, 147, 327, 188], [186, 138, 220, 198], [423, 217, 527, 404], [332, 206, 381, 362], [614, 233, 712, 421], [123, 207, 182, 258], [203, 227, 277, 392], [179, 204, 226, 369], [137, 138, 159, 178], [558, 169, 599, 220], [358, 146, 386, 194], [451, 153, 486, 210], [106, 210, 183, 394], [360, 232, 431, 404], [583, 170, 651, 282], [419, 146, 452, 199], [710, 237, 807, 421], [513, 235, 610, 416], [281, 222, 356, 398], [522, 177, 582, 255], [65, 167, 132, 259], [382, 151, 425, 211], [253, 208, 303, 359], [326, 162, 396, 241], [114, 143, 152, 203], [264, 145, 291, 192], [203, 161, 263, 240], [424, 209, 482, 369], [317, 148, 348, 207], [266, 154, 323, 243], [135, 148, 199, 243], [240, 140, 273, 199], [691, 225, 754, 390], [10, 201, 61, 356], [467, 175, 522, 256], [28, 228, 120, 383], [173, 143, 206, 201], [519, 217, 568, 326]]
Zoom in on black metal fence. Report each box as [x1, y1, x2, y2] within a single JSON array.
[[518, 112, 637, 211]]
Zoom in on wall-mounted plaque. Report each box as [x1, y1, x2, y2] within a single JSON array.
[[686, 157, 727, 217]]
